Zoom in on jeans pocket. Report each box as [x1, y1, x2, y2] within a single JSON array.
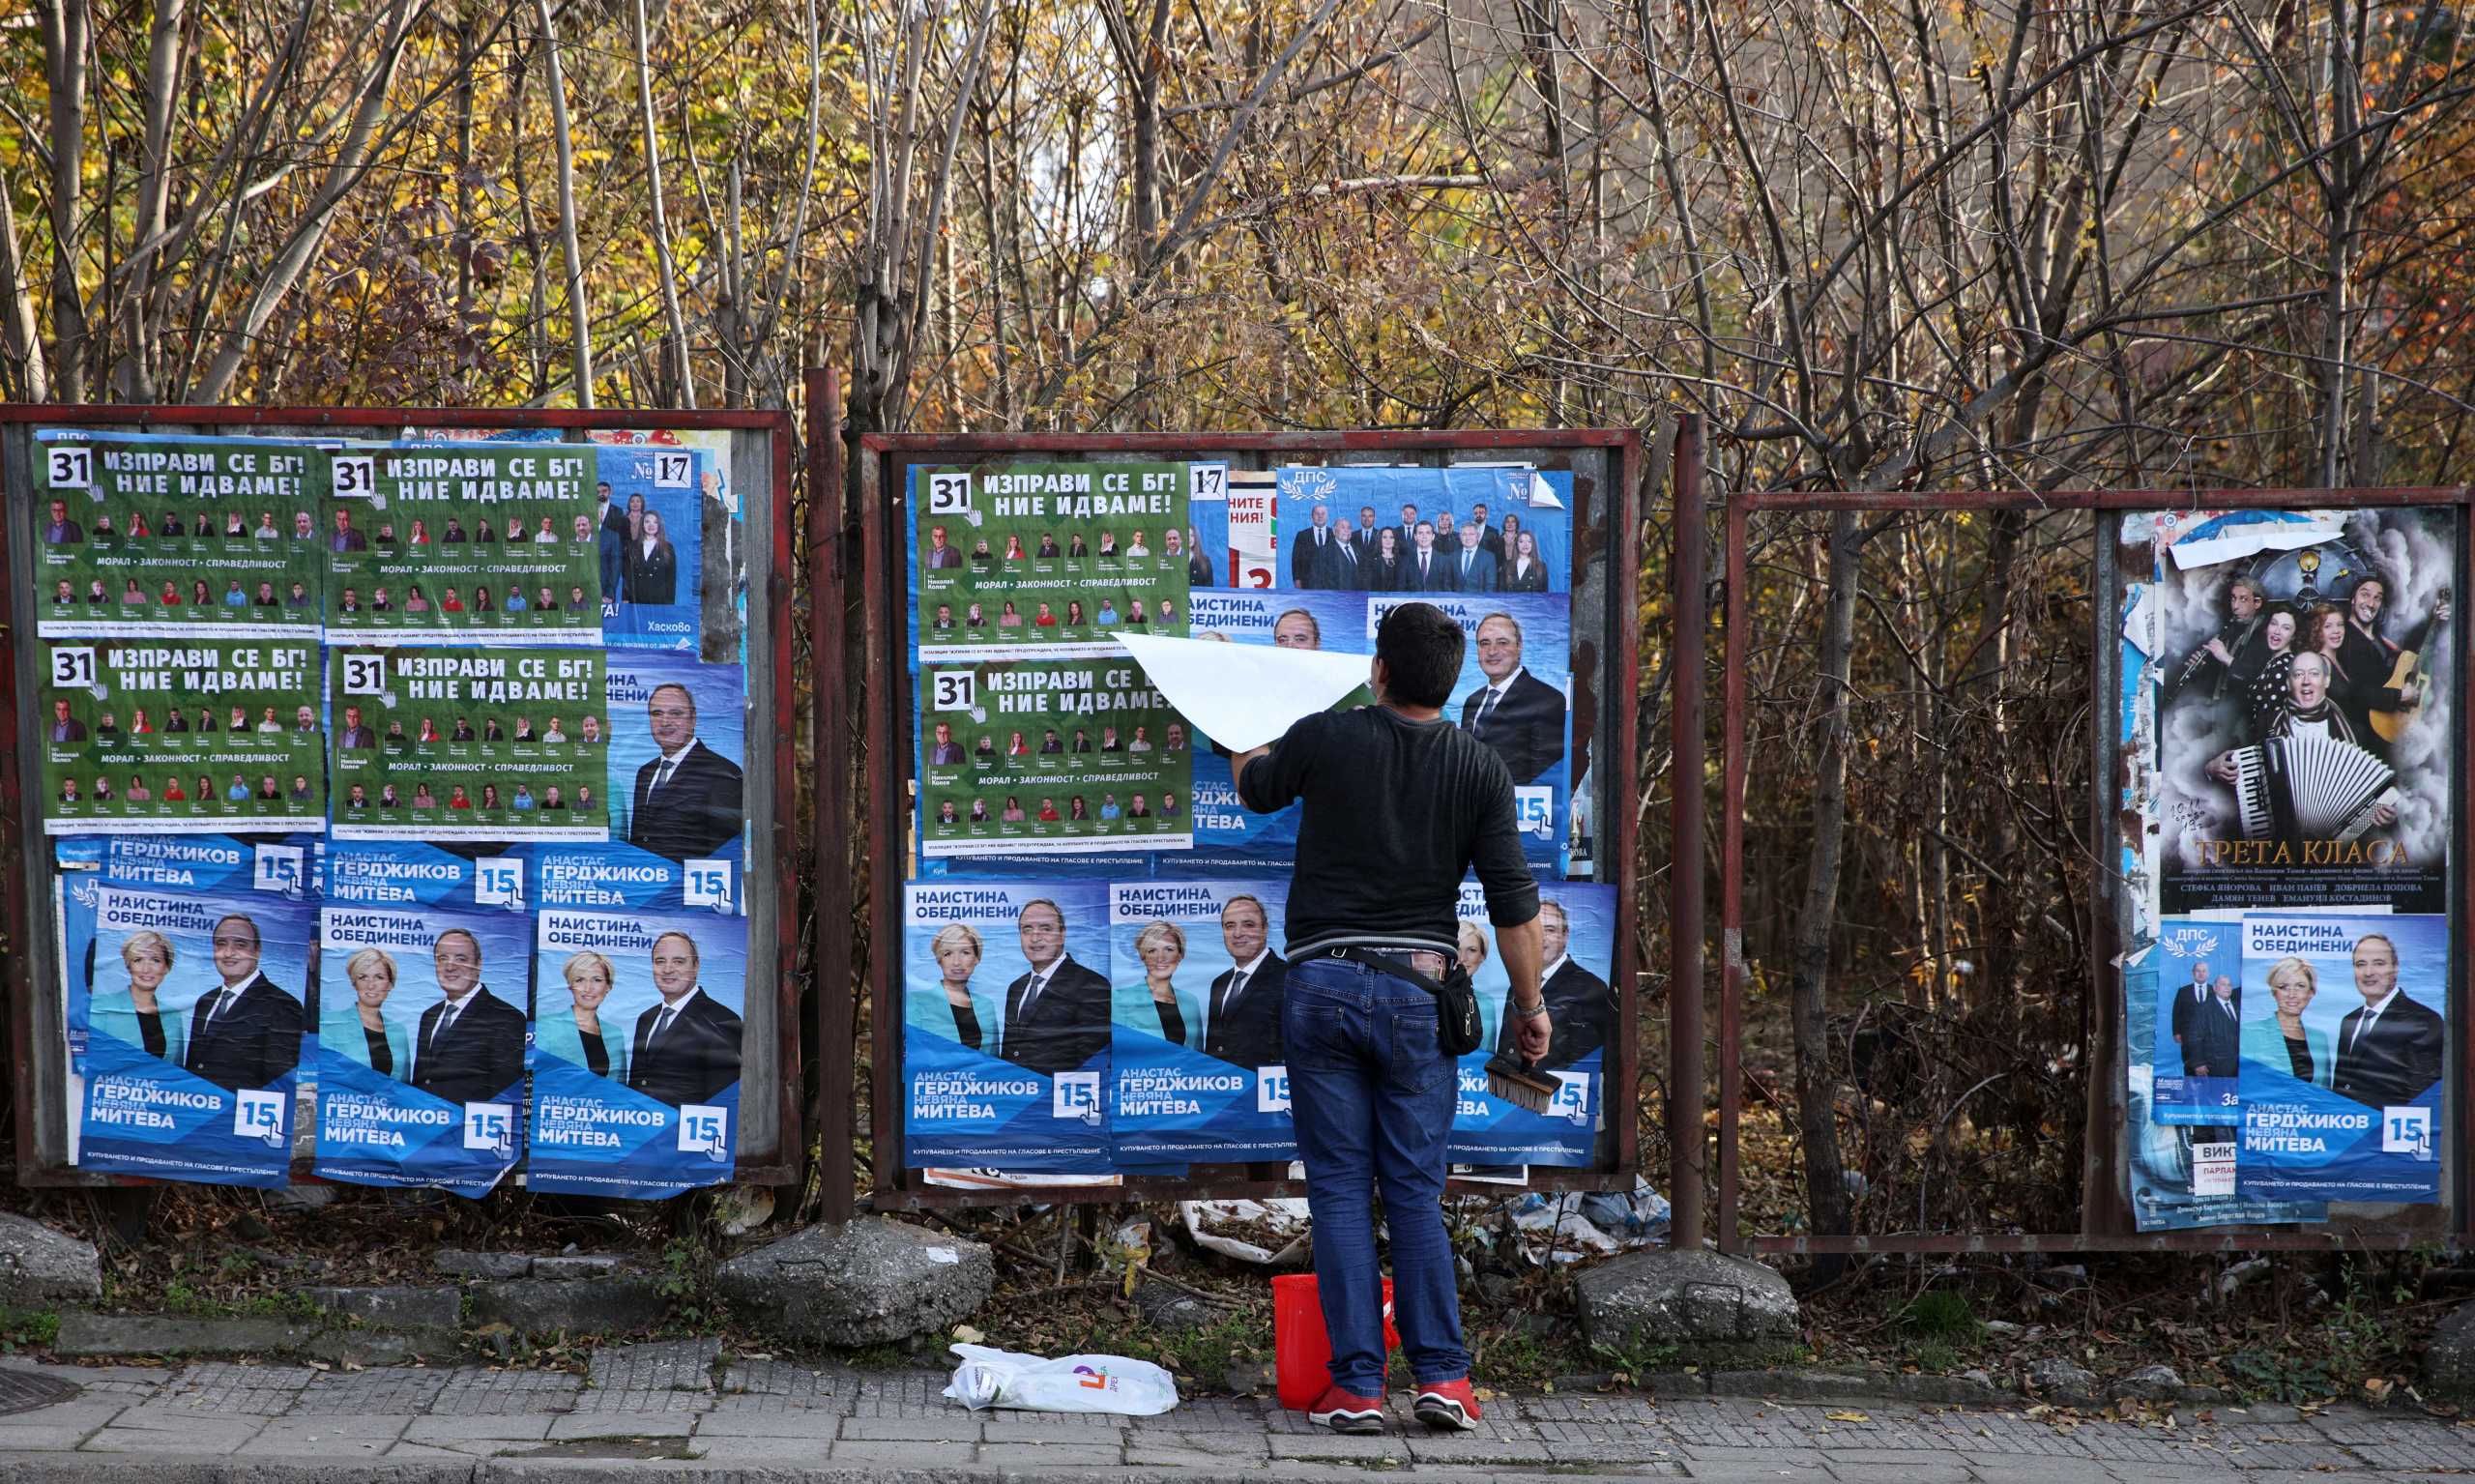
[[1385, 1011, 1447, 1095]]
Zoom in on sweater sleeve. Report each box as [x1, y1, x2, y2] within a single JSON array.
[[1237, 713, 1322, 814], [1469, 756, 1540, 927]]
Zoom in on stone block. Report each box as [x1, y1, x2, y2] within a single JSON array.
[[54, 1312, 320, 1360], [435, 1250, 533, 1279], [466, 1276, 666, 1337], [300, 1284, 463, 1328], [715, 1217, 992, 1348], [1574, 1248, 1799, 1355], [2024, 1356, 2101, 1408], [533, 1254, 627, 1280], [0, 1215, 101, 1308], [2426, 1298, 2475, 1395]]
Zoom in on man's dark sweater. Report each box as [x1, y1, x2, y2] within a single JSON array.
[[1239, 705, 1538, 955]]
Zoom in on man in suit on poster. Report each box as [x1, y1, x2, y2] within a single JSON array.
[[628, 683, 744, 861], [186, 914, 304, 1091], [1328, 518, 1366, 590], [49, 699, 86, 742], [1292, 505, 1341, 589], [409, 928, 527, 1105], [44, 500, 84, 544], [2170, 959, 2212, 1064], [628, 931, 743, 1106], [994, 898, 1110, 1077], [2182, 975, 2242, 1079], [1451, 522, 1500, 594], [1460, 613, 1565, 785], [2330, 932, 2444, 1109], [1203, 894, 1288, 1067], [1494, 900, 1608, 1072], [925, 525, 965, 569], [1407, 522, 1455, 592]]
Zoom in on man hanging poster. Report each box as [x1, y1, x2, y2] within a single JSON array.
[[323, 443, 599, 644], [314, 885, 529, 1195], [34, 431, 324, 640], [901, 881, 1112, 1172], [529, 907, 750, 1198], [2150, 509, 2452, 915], [42, 638, 325, 834], [1446, 882, 1614, 1168], [327, 647, 609, 842], [917, 658, 1191, 857], [912, 462, 1191, 658], [1106, 881, 1296, 1163], [60, 879, 312, 1187]]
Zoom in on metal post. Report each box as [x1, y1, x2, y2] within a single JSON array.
[[1718, 478, 1746, 1252], [805, 367, 856, 1225], [1668, 416, 1706, 1248]]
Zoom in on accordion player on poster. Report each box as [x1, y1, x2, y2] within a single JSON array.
[[2204, 649, 2403, 843]]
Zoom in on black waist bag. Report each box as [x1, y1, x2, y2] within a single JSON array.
[[1335, 947, 1484, 1056]]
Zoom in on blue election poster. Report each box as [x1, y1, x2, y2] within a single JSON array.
[[532, 840, 747, 916], [596, 445, 704, 653], [63, 878, 312, 1187], [314, 880, 530, 1195], [2237, 913, 2446, 1205], [1371, 593, 1569, 864], [2124, 956, 2325, 1230], [1107, 880, 1296, 1163], [1447, 882, 1615, 1168], [2149, 918, 2244, 1126], [529, 907, 749, 1197], [1275, 465, 1567, 593], [902, 881, 1112, 1172], [606, 650, 746, 868]]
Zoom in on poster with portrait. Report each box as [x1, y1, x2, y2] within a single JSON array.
[[2235, 913, 2447, 1205], [1105, 881, 1296, 1163], [2147, 919, 2244, 1126], [589, 428, 748, 664], [1274, 465, 1568, 594], [313, 885, 530, 1195], [2148, 508, 2453, 916], [60, 879, 313, 1187], [1369, 593, 1570, 865], [327, 646, 609, 840], [605, 650, 746, 866], [322, 443, 600, 644], [1445, 882, 1614, 1168], [2122, 959, 2326, 1230], [529, 907, 750, 1198], [901, 881, 1113, 1172], [33, 431, 325, 640], [917, 658, 1192, 857], [592, 444, 706, 653], [42, 638, 325, 834], [531, 841, 747, 917], [911, 461, 1192, 659]]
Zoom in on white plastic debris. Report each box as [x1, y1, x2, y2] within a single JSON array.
[[944, 1343, 1179, 1415], [1179, 1198, 1310, 1266]]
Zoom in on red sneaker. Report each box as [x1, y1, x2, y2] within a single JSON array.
[[1412, 1378, 1482, 1431], [1306, 1384, 1387, 1434]]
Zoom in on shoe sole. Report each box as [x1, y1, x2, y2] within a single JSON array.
[[1413, 1398, 1477, 1432], [1310, 1409, 1385, 1435]]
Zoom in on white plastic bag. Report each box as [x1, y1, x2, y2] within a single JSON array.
[[944, 1343, 1180, 1415]]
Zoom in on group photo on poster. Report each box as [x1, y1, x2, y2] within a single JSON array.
[[328, 646, 610, 841], [913, 461, 1192, 658], [35, 431, 324, 640], [313, 894, 529, 1195], [1275, 464, 1568, 594], [1106, 881, 1296, 1163], [588, 429, 748, 664], [529, 906, 748, 1199], [2151, 508, 2453, 915], [2146, 918, 2244, 1127], [592, 445, 705, 652], [917, 658, 1192, 856], [62, 879, 312, 1187], [1445, 883, 1613, 1168], [324, 443, 601, 644], [901, 881, 1113, 1172], [2235, 913, 2447, 1205], [42, 638, 325, 834], [605, 651, 746, 865]]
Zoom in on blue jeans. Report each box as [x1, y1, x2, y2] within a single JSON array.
[[1283, 950, 1470, 1393]]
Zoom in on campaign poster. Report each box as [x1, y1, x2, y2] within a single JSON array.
[[2236, 913, 2447, 1205], [2149, 508, 2452, 915], [1370, 593, 1570, 864], [529, 907, 749, 1197], [533, 841, 747, 917], [41, 638, 325, 835], [327, 646, 609, 841], [589, 428, 747, 665], [1446, 882, 1613, 1168], [313, 882, 530, 1195], [2123, 960, 2325, 1230], [1274, 464, 1568, 594], [2147, 919, 2244, 1126], [912, 461, 1191, 659], [323, 443, 600, 644], [901, 881, 1112, 1172], [1182, 463, 1237, 590], [1106, 881, 1296, 1163], [593, 444, 705, 653], [917, 658, 1192, 856], [606, 651, 746, 865], [61, 879, 312, 1187], [32, 432, 325, 640]]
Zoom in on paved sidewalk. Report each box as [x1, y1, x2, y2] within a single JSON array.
[[3, 1341, 2473, 1480]]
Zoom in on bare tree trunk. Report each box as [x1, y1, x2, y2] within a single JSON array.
[[40, 0, 91, 401], [1788, 510, 1859, 1244], [632, 0, 695, 406], [534, 0, 595, 407], [0, 165, 51, 400]]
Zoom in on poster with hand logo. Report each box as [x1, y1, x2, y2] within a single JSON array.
[[917, 658, 1192, 858], [1369, 593, 1570, 866], [326, 645, 610, 840], [1106, 880, 1296, 1163], [2147, 919, 2244, 1127], [323, 443, 600, 644], [1445, 882, 1614, 1167]]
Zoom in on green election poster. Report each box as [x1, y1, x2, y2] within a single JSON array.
[[917, 657, 1193, 856], [33, 432, 324, 639], [915, 461, 1190, 658], [329, 646, 610, 841], [325, 445, 600, 643], [41, 638, 326, 834]]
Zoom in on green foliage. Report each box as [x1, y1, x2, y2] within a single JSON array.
[[0, 1309, 61, 1353], [1154, 1312, 1270, 1384], [1899, 1290, 1982, 1342]]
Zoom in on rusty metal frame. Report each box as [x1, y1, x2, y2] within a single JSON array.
[[2, 402, 807, 1190], [1712, 482, 2472, 1254], [856, 428, 1645, 1209]]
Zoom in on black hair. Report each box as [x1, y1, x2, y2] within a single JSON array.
[[1375, 601, 1464, 708]]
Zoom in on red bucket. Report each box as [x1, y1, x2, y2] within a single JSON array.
[[1271, 1272, 1400, 1411]]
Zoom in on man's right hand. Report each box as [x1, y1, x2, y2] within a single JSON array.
[[1514, 1005, 1552, 1063]]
